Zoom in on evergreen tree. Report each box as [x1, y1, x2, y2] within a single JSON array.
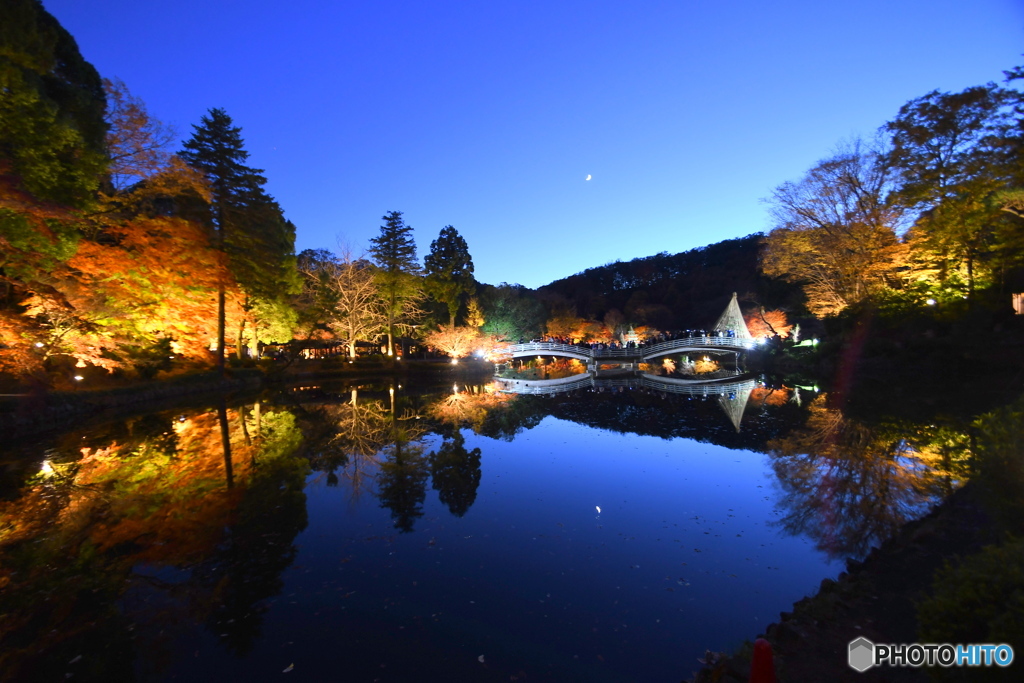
[[424, 225, 475, 326], [179, 109, 296, 368], [0, 0, 107, 207], [368, 210, 421, 356], [479, 283, 546, 341]]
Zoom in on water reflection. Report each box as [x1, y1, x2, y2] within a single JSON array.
[[429, 431, 483, 517], [0, 402, 307, 681], [767, 395, 964, 560], [0, 379, 1010, 680], [497, 374, 759, 431]]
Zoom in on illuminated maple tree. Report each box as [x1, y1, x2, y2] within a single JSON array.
[[424, 324, 481, 359], [762, 139, 908, 316], [743, 308, 794, 339]]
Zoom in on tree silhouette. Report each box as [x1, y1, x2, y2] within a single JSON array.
[[424, 225, 476, 326], [429, 431, 482, 517], [369, 210, 422, 356]]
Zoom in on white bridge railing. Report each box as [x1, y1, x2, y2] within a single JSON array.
[[506, 336, 758, 362], [494, 374, 756, 396]]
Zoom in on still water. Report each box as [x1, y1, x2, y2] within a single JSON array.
[[0, 378, 968, 681]]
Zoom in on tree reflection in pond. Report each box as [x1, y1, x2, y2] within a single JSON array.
[[303, 388, 394, 500], [4, 379, 1015, 681], [303, 385, 439, 532], [0, 403, 306, 681], [767, 395, 965, 560], [428, 382, 514, 432], [429, 431, 483, 517], [377, 437, 430, 533]]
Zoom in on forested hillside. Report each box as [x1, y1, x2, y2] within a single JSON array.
[[536, 235, 804, 331]]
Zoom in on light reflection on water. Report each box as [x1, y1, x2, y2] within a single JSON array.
[[0, 380, 965, 681]]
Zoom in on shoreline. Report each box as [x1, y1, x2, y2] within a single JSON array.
[[0, 359, 494, 443]]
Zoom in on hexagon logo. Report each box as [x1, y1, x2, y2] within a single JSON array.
[[848, 637, 875, 672]]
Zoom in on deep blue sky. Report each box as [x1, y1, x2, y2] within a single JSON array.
[[45, 0, 1023, 289]]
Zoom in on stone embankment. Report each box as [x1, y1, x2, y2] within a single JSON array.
[[688, 484, 995, 682]]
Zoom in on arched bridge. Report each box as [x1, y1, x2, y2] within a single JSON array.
[[505, 336, 758, 363], [504, 293, 760, 367]]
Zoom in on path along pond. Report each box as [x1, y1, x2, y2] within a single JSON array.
[[0, 376, 993, 681]]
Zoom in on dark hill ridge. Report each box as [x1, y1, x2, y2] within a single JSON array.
[[536, 234, 804, 329]]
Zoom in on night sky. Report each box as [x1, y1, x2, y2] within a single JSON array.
[[44, 0, 1023, 288]]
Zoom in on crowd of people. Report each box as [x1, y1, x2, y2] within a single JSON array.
[[530, 328, 742, 350]]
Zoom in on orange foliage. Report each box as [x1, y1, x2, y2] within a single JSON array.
[[750, 385, 792, 406], [428, 385, 514, 430], [545, 314, 611, 343], [424, 324, 481, 358], [77, 417, 246, 564], [49, 410, 263, 565], [67, 216, 241, 362], [744, 308, 794, 339], [0, 311, 43, 375]]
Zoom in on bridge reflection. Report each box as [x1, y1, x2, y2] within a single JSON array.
[[494, 374, 757, 431]]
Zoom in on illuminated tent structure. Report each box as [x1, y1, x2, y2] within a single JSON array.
[[718, 383, 754, 432], [712, 292, 752, 339]]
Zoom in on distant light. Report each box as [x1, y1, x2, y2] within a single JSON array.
[[811, 339, 819, 346], [451, 358, 458, 364], [926, 298, 937, 306], [596, 505, 601, 513], [73, 375, 84, 381], [39, 459, 54, 476], [35, 342, 44, 348]]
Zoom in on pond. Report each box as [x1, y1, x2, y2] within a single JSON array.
[[0, 376, 984, 681]]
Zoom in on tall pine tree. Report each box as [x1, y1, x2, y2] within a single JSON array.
[[368, 210, 421, 356], [179, 108, 296, 369]]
